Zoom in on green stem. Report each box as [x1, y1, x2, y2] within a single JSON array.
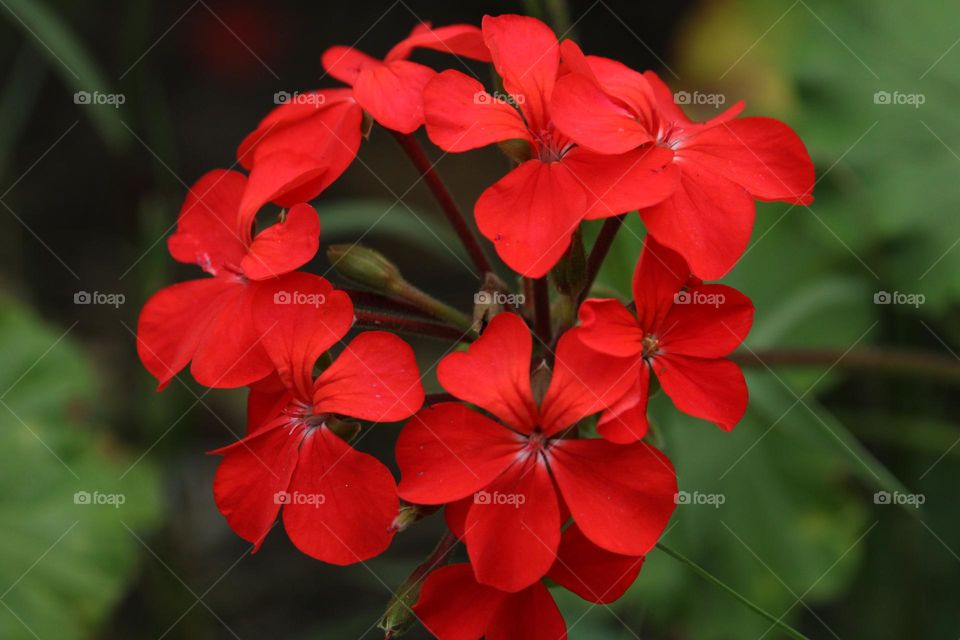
[[355, 310, 473, 342], [390, 281, 475, 335], [656, 543, 810, 640]]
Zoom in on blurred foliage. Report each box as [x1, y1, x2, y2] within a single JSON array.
[[0, 298, 161, 639]]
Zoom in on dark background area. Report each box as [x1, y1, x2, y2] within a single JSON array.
[[1, 0, 959, 638]]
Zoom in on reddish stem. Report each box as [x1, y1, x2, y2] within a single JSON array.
[[391, 131, 493, 277], [343, 288, 433, 318], [355, 310, 470, 342], [533, 277, 552, 346], [579, 214, 626, 306]]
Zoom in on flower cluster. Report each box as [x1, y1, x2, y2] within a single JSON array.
[[137, 13, 813, 640]]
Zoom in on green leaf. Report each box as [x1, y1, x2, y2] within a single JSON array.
[[0, 298, 160, 640]]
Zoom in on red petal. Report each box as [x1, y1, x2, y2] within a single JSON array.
[[551, 72, 651, 154], [387, 23, 491, 62], [587, 55, 658, 130], [682, 117, 814, 204], [632, 235, 692, 334], [482, 14, 558, 131], [563, 146, 678, 219], [166, 170, 248, 275], [189, 284, 275, 388], [353, 60, 436, 133], [576, 298, 644, 357], [253, 273, 354, 401], [312, 331, 424, 422], [321, 46, 381, 85], [396, 403, 523, 505], [246, 374, 291, 436], [283, 426, 398, 564], [237, 96, 362, 221], [212, 422, 302, 551], [136, 278, 233, 390], [241, 203, 320, 280], [540, 328, 639, 436], [640, 165, 755, 280], [475, 160, 587, 278], [486, 580, 567, 640], [653, 354, 748, 431], [659, 284, 754, 358], [549, 438, 676, 556], [464, 456, 560, 592], [437, 313, 538, 431], [547, 523, 644, 604], [414, 564, 505, 640], [423, 70, 531, 152], [596, 366, 650, 444]]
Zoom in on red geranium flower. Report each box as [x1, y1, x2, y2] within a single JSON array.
[[321, 22, 491, 133], [236, 89, 363, 224], [422, 14, 677, 277], [551, 41, 815, 279], [577, 236, 754, 443], [414, 524, 644, 640], [137, 169, 329, 389], [396, 313, 676, 592], [212, 274, 424, 564]]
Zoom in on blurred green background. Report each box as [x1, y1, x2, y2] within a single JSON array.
[[1, 0, 958, 638]]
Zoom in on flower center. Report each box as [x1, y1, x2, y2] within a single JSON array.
[[642, 334, 661, 358]]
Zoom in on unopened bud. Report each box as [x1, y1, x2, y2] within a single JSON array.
[[390, 503, 440, 533], [497, 138, 532, 164], [378, 577, 422, 638], [327, 244, 404, 294]]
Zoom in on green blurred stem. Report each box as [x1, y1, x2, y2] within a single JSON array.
[[730, 347, 960, 385], [388, 281, 476, 335], [578, 215, 626, 307], [391, 131, 492, 277], [355, 310, 473, 342], [656, 543, 810, 640]]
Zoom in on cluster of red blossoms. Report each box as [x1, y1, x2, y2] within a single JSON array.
[[137, 13, 813, 640]]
